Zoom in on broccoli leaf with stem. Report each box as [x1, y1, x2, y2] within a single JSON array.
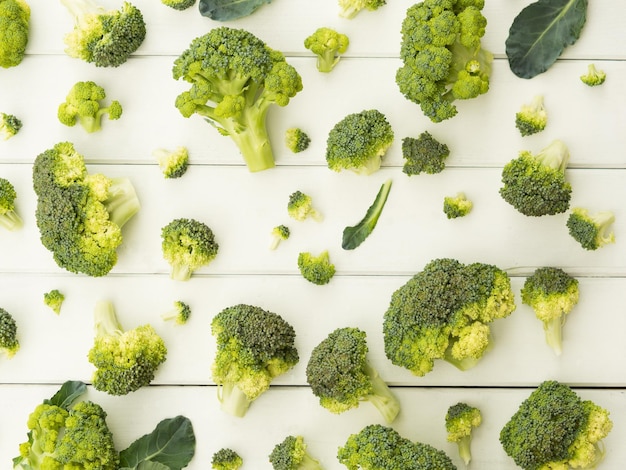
[[342, 179, 392, 250]]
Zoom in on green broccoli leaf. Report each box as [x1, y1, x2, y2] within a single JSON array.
[[342, 179, 392, 250], [505, 0, 588, 78], [44, 380, 87, 409], [199, 0, 272, 21]]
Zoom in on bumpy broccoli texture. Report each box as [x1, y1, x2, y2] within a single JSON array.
[[521, 267, 579, 356], [383, 258, 516, 376], [499, 139, 571, 217], [0, 177, 23, 231], [396, 0, 493, 123], [443, 192, 473, 219], [304, 27, 349, 73], [337, 424, 457, 469], [88, 300, 167, 396], [269, 435, 322, 470], [32, 141, 141, 277], [60, 0, 146, 67], [212, 447, 243, 470], [580, 63, 606, 87], [162, 0, 195, 10], [445, 402, 482, 466], [162, 300, 191, 325], [288, 190, 323, 222], [270, 224, 290, 250], [173, 27, 303, 172], [153, 146, 189, 179], [43, 289, 65, 315], [326, 109, 394, 175], [298, 250, 336, 285], [0, 0, 30, 68], [500, 380, 613, 470], [0, 307, 19, 358], [306, 327, 400, 424], [58, 80, 123, 133], [211, 304, 299, 417], [285, 128, 311, 153], [566, 208, 615, 251], [0, 112, 22, 139], [402, 131, 450, 176], [338, 0, 386, 19], [515, 95, 547, 137]]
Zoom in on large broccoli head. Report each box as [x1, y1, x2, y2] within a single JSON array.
[[0, 0, 30, 68]]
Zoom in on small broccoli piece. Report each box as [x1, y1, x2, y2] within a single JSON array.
[[304, 27, 349, 73], [161, 218, 219, 281], [58, 81, 123, 133], [0, 177, 22, 231], [580, 63, 606, 87], [297, 250, 336, 286], [212, 448, 243, 470], [499, 139, 572, 217], [521, 267, 580, 356], [342, 178, 392, 250], [443, 192, 473, 219], [338, 0, 386, 19], [0, 0, 29, 68], [162, 0, 195, 10], [515, 95, 547, 137], [173, 27, 303, 172], [0, 307, 19, 358], [326, 109, 394, 175], [161, 300, 191, 325], [566, 208, 615, 251], [211, 304, 299, 417], [269, 435, 322, 470], [402, 131, 450, 176], [500, 380, 613, 470], [306, 327, 400, 424], [270, 224, 290, 250], [60, 0, 146, 67], [287, 190, 323, 222], [153, 146, 189, 179], [445, 402, 482, 466], [88, 300, 167, 396], [285, 128, 311, 154], [0, 112, 22, 139], [43, 289, 65, 315]]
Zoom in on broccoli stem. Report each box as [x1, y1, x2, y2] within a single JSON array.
[[79, 115, 101, 133], [60, 0, 102, 24], [456, 435, 472, 465], [364, 362, 400, 424], [226, 106, 275, 172], [0, 211, 22, 231], [104, 178, 141, 228], [93, 301, 123, 337], [217, 382, 252, 417], [170, 263, 193, 282], [317, 50, 339, 73], [298, 453, 323, 470], [543, 317, 564, 356]]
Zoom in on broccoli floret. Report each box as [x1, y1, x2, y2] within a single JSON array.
[[0, 177, 23, 231], [402, 131, 450, 176], [58, 80, 123, 133], [88, 300, 167, 396], [285, 128, 311, 154], [153, 146, 189, 179], [297, 250, 336, 285], [14, 380, 119, 469], [337, 424, 457, 469], [325, 109, 394, 175], [212, 448, 243, 469], [521, 267, 580, 356], [500, 380, 613, 470], [566, 208, 615, 251], [270, 224, 290, 250], [0, 307, 19, 358], [499, 139, 572, 217], [161, 300, 191, 325], [304, 27, 349, 73], [287, 190, 323, 222], [269, 435, 322, 470], [580, 63, 606, 87], [43, 289, 65, 315], [0, 112, 22, 139], [161, 218, 219, 281], [383, 258, 516, 376], [338, 0, 386, 19], [173, 27, 303, 172], [211, 304, 299, 417], [396, 0, 493, 123], [0, 0, 29, 68], [445, 402, 482, 466], [32, 142, 141, 277], [515, 95, 547, 137], [306, 327, 400, 424], [443, 192, 473, 219], [60, 0, 146, 67], [162, 0, 195, 10]]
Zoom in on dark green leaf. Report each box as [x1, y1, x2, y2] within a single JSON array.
[[199, 0, 272, 21], [119, 416, 196, 470], [342, 179, 392, 250], [505, 0, 588, 78], [44, 380, 87, 409]]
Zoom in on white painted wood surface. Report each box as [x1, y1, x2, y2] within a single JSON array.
[[0, 0, 624, 468]]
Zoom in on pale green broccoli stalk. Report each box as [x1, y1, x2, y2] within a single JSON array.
[[499, 139, 572, 217], [397, 0, 493, 123], [0, 112, 23, 139], [58, 81, 123, 133], [153, 146, 189, 179], [161, 300, 191, 325], [443, 192, 473, 219], [285, 128, 311, 153], [60, 0, 146, 67], [326, 109, 394, 175], [402, 131, 450, 176], [342, 178, 392, 250], [0, 0, 30, 68], [304, 27, 349, 73], [338, 0, 386, 19], [270, 224, 290, 250], [580, 63, 606, 87], [306, 327, 400, 424], [0, 177, 23, 231], [161, 218, 219, 281], [162, 0, 195, 10], [173, 27, 303, 172], [515, 95, 547, 136], [0, 307, 19, 358], [269, 435, 322, 470], [521, 267, 579, 356], [212, 448, 243, 469], [297, 250, 335, 285], [500, 380, 613, 470], [43, 289, 65, 315], [88, 300, 167, 396], [287, 190, 323, 222], [445, 402, 482, 466], [566, 208, 615, 251]]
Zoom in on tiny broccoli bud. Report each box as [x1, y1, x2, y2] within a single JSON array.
[[297, 250, 336, 285], [43, 289, 65, 315], [0, 112, 23, 140], [162, 300, 191, 325], [515, 95, 547, 137], [153, 146, 189, 179], [287, 190, 323, 222], [580, 63, 606, 86], [284, 127, 311, 153], [402, 131, 450, 176], [443, 192, 473, 219], [0, 307, 19, 358], [270, 224, 290, 250]]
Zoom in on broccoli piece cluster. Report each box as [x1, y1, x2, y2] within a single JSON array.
[[515, 95, 547, 137], [162, 0, 195, 10], [212, 448, 243, 469], [338, 0, 386, 19], [285, 128, 311, 154], [402, 131, 450, 176], [445, 402, 482, 466], [161, 300, 191, 325], [0, 307, 19, 358], [580, 63, 606, 87], [43, 289, 65, 315], [0, 0, 30, 69], [297, 250, 336, 285], [58, 80, 123, 133], [288, 191, 323, 222], [304, 27, 350, 73], [0, 177, 23, 231], [566, 207, 615, 251], [269, 435, 322, 470], [443, 192, 473, 219], [270, 224, 291, 250], [153, 146, 189, 179], [0, 112, 22, 139]]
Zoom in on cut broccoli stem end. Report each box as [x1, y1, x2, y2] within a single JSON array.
[[93, 300, 123, 337], [217, 383, 252, 418], [0, 211, 23, 231], [226, 108, 275, 172], [364, 362, 400, 424], [169, 264, 193, 282], [104, 178, 141, 228], [456, 435, 472, 465], [317, 50, 339, 73], [543, 316, 564, 356], [298, 452, 323, 470], [78, 115, 101, 133]]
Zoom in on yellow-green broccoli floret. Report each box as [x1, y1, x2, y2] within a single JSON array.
[[515, 95, 547, 137], [287, 190, 323, 222], [212, 447, 243, 469], [0, 177, 23, 231], [297, 250, 336, 286], [43, 289, 65, 315], [270, 224, 290, 250], [153, 146, 189, 179], [285, 128, 311, 154], [580, 63, 606, 87], [566, 207, 615, 251], [304, 27, 349, 73], [443, 192, 473, 219], [161, 0, 195, 10], [0, 112, 22, 139], [446, 402, 482, 465], [402, 131, 450, 176], [58, 81, 123, 133], [338, 0, 386, 19], [269, 435, 322, 470], [161, 300, 191, 325], [0, 307, 19, 358], [0, 0, 30, 69]]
